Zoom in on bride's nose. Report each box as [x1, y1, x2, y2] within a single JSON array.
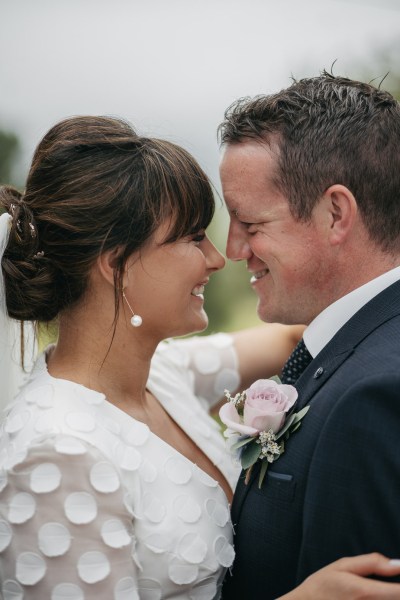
[[204, 237, 226, 272]]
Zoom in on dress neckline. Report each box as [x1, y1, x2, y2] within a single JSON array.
[[31, 349, 234, 500]]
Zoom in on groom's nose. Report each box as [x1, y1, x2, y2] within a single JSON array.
[[226, 220, 252, 261]]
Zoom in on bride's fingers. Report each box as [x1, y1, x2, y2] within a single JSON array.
[[362, 580, 400, 598], [332, 553, 400, 577], [279, 555, 400, 600]]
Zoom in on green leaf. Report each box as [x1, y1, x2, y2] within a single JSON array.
[[276, 413, 297, 439], [277, 405, 310, 440], [290, 421, 302, 434], [258, 460, 269, 488], [292, 405, 310, 423], [241, 442, 262, 470], [270, 375, 282, 384], [231, 436, 255, 451]]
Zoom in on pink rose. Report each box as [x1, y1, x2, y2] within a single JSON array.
[[245, 379, 298, 433], [219, 379, 298, 436], [219, 401, 259, 436]]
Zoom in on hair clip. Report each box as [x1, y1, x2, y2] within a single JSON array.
[[33, 250, 44, 259], [28, 223, 36, 238], [9, 204, 22, 233]]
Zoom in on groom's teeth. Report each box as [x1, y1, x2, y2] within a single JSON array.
[[191, 285, 205, 297], [250, 269, 269, 283]]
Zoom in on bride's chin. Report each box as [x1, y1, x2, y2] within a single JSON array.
[[195, 313, 209, 333], [174, 316, 209, 338]]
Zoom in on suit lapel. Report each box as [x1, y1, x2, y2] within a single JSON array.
[[295, 347, 353, 409], [230, 460, 259, 525], [296, 279, 400, 409]]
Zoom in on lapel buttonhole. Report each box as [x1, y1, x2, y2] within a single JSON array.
[[313, 367, 324, 379]]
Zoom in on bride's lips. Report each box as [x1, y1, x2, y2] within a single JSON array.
[[250, 268, 269, 284]]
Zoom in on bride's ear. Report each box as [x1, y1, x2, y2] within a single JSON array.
[[97, 247, 122, 287]]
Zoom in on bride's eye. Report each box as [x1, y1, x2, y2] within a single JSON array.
[[191, 231, 206, 244]]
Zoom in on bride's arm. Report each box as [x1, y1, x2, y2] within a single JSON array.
[[278, 554, 400, 599], [230, 323, 304, 391], [167, 323, 303, 412]]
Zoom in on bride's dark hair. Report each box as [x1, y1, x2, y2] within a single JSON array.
[[0, 115, 215, 322]]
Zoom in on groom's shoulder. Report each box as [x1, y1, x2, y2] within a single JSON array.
[[348, 306, 400, 359], [331, 280, 400, 358]]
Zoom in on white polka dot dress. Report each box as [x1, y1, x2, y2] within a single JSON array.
[[0, 334, 240, 599]]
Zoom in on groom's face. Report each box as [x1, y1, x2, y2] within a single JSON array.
[[220, 141, 333, 325]]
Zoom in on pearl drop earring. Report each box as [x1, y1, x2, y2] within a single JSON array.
[[123, 292, 143, 327]]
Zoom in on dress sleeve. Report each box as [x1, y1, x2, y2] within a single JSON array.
[[0, 436, 141, 599], [169, 333, 241, 410]]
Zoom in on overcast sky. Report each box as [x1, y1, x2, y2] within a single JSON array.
[[1, 0, 399, 190]]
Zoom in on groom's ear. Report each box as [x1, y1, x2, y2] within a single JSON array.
[[322, 184, 358, 246]]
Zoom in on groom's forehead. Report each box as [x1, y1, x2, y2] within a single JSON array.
[[219, 142, 280, 190]]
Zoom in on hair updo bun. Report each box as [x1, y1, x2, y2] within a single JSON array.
[[1, 116, 215, 323], [1, 185, 61, 321]]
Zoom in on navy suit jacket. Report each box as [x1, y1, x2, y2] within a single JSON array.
[[223, 280, 400, 599]]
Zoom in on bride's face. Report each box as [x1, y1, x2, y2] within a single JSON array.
[[123, 221, 225, 339]]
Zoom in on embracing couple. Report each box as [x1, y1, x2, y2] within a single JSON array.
[[0, 72, 400, 599]]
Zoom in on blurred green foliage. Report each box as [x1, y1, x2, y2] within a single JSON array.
[[0, 129, 20, 186]]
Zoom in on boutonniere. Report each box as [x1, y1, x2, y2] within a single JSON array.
[[219, 377, 309, 488]]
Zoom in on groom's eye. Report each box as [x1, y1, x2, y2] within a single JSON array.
[[243, 222, 260, 233]]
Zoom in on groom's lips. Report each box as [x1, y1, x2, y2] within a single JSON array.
[[250, 268, 269, 284]]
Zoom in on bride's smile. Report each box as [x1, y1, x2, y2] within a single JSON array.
[[122, 221, 225, 341]]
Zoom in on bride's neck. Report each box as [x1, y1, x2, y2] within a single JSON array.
[[47, 311, 158, 407]]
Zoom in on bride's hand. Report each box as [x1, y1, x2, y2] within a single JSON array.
[[278, 553, 400, 599]]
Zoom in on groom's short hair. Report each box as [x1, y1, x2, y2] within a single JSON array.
[[219, 71, 400, 253]]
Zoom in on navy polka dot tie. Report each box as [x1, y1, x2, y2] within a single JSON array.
[[280, 338, 313, 385]]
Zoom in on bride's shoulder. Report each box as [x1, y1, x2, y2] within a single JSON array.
[[0, 354, 103, 466], [153, 333, 235, 369]]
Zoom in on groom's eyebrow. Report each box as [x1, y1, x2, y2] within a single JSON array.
[[233, 209, 253, 223], [230, 208, 252, 222], [228, 204, 267, 222], [225, 205, 240, 218], [231, 208, 264, 222], [230, 207, 251, 219]]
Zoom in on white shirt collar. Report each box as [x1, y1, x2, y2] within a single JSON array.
[[303, 266, 400, 358]]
